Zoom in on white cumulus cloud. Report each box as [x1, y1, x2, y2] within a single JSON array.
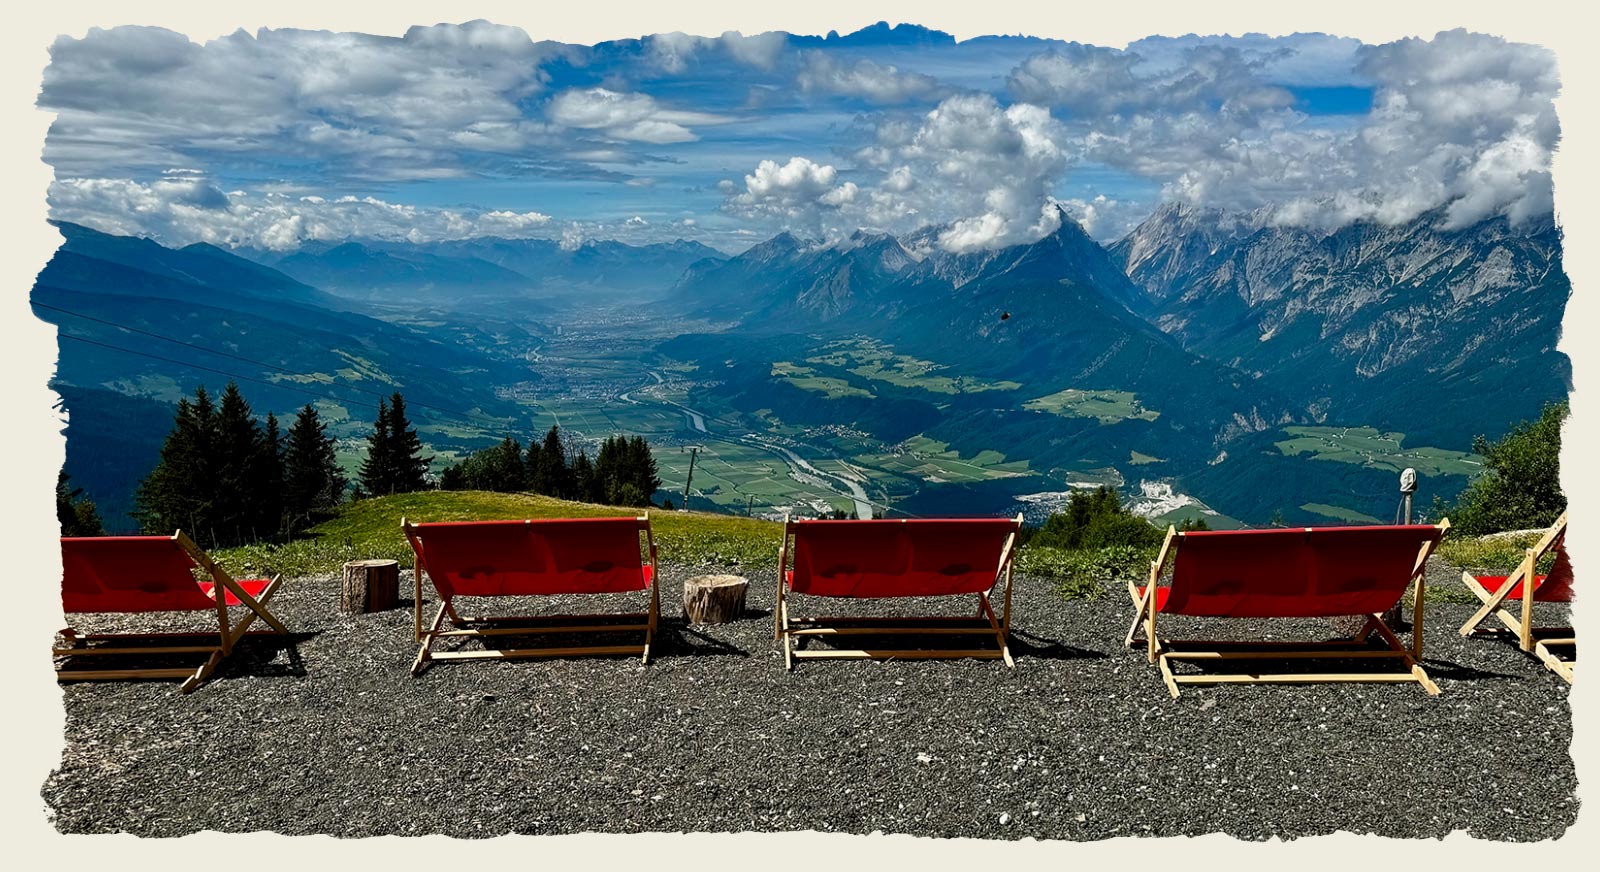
[[545, 88, 727, 144], [797, 51, 946, 104], [48, 176, 553, 251], [722, 94, 1071, 250]]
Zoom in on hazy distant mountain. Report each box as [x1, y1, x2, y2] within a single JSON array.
[[271, 241, 536, 300], [33, 224, 541, 522], [251, 236, 725, 302], [671, 229, 922, 322]]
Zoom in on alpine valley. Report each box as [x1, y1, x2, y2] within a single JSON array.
[[34, 203, 1569, 530]]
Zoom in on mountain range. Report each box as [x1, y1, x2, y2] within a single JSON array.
[[1111, 202, 1570, 445], [32, 202, 1571, 528], [670, 204, 1569, 450]]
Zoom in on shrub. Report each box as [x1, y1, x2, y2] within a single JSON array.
[[1442, 401, 1566, 535], [1016, 543, 1156, 600], [1027, 486, 1163, 551]]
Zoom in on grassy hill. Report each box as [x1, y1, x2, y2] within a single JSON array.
[[214, 491, 782, 580]]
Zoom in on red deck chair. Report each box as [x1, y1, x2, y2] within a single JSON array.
[[402, 515, 660, 673], [57, 532, 288, 693], [775, 515, 1023, 670], [1459, 511, 1573, 683], [1126, 521, 1449, 698]]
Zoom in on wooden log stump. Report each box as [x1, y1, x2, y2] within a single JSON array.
[[341, 559, 399, 614], [682, 574, 748, 624]]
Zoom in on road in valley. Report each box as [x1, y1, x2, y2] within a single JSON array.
[[640, 370, 876, 518]]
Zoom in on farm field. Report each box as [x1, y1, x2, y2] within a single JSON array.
[[853, 435, 1033, 485], [1274, 426, 1481, 477], [1023, 388, 1161, 423], [654, 439, 856, 517], [770, 361, 874, 399], [806, 338, 1022, 395], [1301, 502, 1384, 523]]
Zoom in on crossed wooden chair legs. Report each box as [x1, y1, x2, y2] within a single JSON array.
[[410, 584, 661, 676], [774, 589, 1014, 671], [56, 576, 288, 694], [1124, 580, 1438, 699]]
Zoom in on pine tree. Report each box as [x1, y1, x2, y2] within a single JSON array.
[[441, 436, 527, 492], [257, 411, 285, 537], [524, 439, 543, 492], [134, 385, 218, 538], [284, 404, 346, 527], [595, 435, 626, 503], [495, 436, 529, 491], [572, 450, 596, 503], [212, 382, 269, 543], [387, 393, 432, 493], [56, 471, 104, 537], [439, 465, 465, 490], [533, 425, 570, 498], [358, 398, 393, 496], [626, 436, 662, 504]]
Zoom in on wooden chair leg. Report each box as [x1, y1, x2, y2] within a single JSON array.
[[978, 593, 1014, 668], [1158, 655, 1181, 698], [411, 599, 450, 676], [179, 650, 224, 694]]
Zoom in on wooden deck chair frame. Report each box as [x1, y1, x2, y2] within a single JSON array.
[[402, 515, 661, 674], [1458, 511, 1574, 683], [773, 514, 1023, 670], [56, 531, 288, 694], [1125, 521, 1449, 698]]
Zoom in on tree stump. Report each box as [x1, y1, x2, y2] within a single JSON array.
[[682, 574, 748, 624], [341, 559, 399, 614]]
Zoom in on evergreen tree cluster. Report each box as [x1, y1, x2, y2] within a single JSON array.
[[56, 472, 104, 537], [441, 427, 662, 507], [1023, 485, 1205, 551], [356, 394, 432, 497], [133, 383, 350, 544]]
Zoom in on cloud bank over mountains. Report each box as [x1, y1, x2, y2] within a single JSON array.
[[37, 21, 1560, 253]]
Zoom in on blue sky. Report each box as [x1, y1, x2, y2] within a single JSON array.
[[37, 22, 1558, 252]]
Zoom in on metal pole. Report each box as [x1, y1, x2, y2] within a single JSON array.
[[1385, 468, 1419, 630], [680, 446, 698, 511]]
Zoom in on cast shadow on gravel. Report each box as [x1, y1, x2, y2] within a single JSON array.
[[1007, 629, 1110, 661], [781, 627, 1108, 662], [651, 620, 751, 657], [1415, 657, 1523, 683], [214, 631, 319, 680], [53, 630, 320, 685]]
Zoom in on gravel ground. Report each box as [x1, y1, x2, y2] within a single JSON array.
[[44, 560, 1577, 840]]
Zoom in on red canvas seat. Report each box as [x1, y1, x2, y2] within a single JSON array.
[[1459, 512, 1574, 682], [402, 515, 661, 673], [57, 533, 289, 693], [775, 516, 1023, 669], [1127, 522, 1450, 698], [196, 578, 277, 606]]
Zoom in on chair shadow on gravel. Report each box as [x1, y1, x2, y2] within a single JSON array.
[[215, 631, 320, 680], [1007, 629, 1110, 661], [1415, 656, 1522, 683], [55, 630, 320, 685], [650, 620, 750, 658], [781, 626, 1107, 661], [422, 616, 751, 662]]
